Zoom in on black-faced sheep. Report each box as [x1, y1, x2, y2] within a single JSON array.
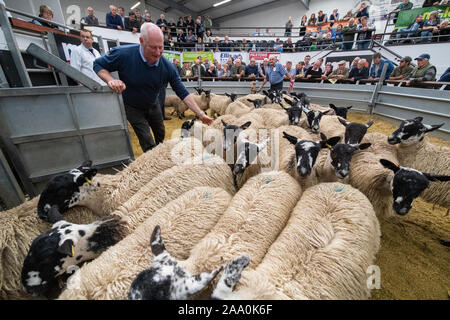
[[329, 103, 352, 119]]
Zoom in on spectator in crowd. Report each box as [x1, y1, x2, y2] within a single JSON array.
[[305, 60, 323, 79], [161, 26, 168, 37], [284, 37, 294, 52], [177, 16, 186, 32], [134, 9, 142, 25], [125, 11, 140, 33], [328, 60, 350, 80], [389, 56, 414, 80], [118, 7, 126, 27], [259, 55, 293, 91], [106, 5, 123, 29], [421, 11, 440, 42], [304, 55, 312, 70], [438, 20, 450, 41], [177, 28, 187, 43], [221, 36, 232, 52], [263, 28, 272, 36], [187, 29, 197, 42], [181, 61, 193, 77], [167, 19, 177, 38], [206, 64, 217, 77], [213, 37, 221, 52], [156, 14, 168, 28], [216, 63, 223, 77], [395, 14, 424, 42], [195, 16, 205, 39], [355, 2, 370, 18], [295, 61, 307, 78], [392, 0, 414, 24], [93, 23, 212, 152], [144, 12, 153, 23], [405, 53, 437, 85], [285, 61, 297, 78], [204, 15, 212, 33], [333, 24, 344, 48], [438, 67, 450, 82], [349, 58, 369, 82], [342, 18, 357, 50], [192, 58, 206, 76], [309, 40, 318, 51], [203, 57, 211, 70], [299, 15, 308, 36], [356, 16, 375, 50], [285, 16, 293, 36], [195, 37, 205, 51], [315, 25, 325, 42], [308, 13, 317, 26], [369, 52, 395, 80], [274, 38, 283, 52], [321, 63, 334, 80], [342, 10, 354, 20], [329, 9, 339, 27], [245, 58, 263, 77], [32, 5, 58, 29], [351, 57, 361, 70], [70, 29, 105, 85], [317, 10, 328, 26], [173, 58, 182, 76], [186, 15, 195, 32], [240, 38, 251, 52], [261, 58, 270, 76], [253, 28, 261, 36], [422, 0, 441, 7], [231, 58, 245, 78], [83, 7, 99, 26], [204, 30, 213, 44], [320, 32, 334, 49], [221, 63, 231, 77]]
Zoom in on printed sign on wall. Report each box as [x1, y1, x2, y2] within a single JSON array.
[[213, 51, 250, 65], [182, 51, 214, 63], [248, 52, 281, 64]]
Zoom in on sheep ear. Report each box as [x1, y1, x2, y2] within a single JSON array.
[[283, 98, 294, 106], [320, 132, 327, 141], [240, 121, 251, 130], [347, 106, 353, 110], [358, 143, 372, 150], [329, 103, 337, 110], [58, 239, 74, 257], [48, 205, 64, 224], [221, 120, 228, 127], [366, 120, 374, 128], [183, 265, 224, 298], [78, 160, 93, 171], [211, 256, 250, 299], [380, 159, 400, 173], [422, 123, 444, 133], [263, 97, 268, 104], [323, 109, 333, 115], [413, 116, 423, 122], [150, 225, 166, 257], [225, 93, 230, 97], [247, 99, 255, 103], [324, 136, 341, 148], [423, 173, 450, 182], [283, 132, 299, 145], [338, 117, 348, 127]]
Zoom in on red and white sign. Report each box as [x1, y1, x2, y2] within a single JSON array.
[[249, 52, 281, 64]]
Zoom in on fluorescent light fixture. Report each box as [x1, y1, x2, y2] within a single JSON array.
[[213, 0, 231, 7], [131, 2, 141, 10]]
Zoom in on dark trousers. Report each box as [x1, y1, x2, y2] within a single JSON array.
[[270, 81, 283, 91], [158, 86, 166, 118], [125, 104, 165, 153]]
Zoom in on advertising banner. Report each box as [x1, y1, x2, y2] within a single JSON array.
[[213, 51, 249, 65], [305, 19, 360, 33], [248, 52, 280, 64], [163, 51, 181, 66], [395, 5, 449, 29], [182, 51, 214, 63]]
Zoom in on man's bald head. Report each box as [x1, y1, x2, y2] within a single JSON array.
[[140, 22, 163, 43], [140, 23, 164, 64]]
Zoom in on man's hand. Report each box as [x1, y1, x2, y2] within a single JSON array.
[[117, 26, 122, 30], [199, 112, 213, 125], [108, 79, 126, 93]]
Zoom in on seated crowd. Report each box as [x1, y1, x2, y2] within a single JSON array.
[[176, 52, 448, 85]]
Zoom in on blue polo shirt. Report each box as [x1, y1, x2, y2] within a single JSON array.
[[93, 44, 189, 110], [265, 63, 287, 84]]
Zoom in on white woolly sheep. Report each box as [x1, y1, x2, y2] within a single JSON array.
[[224, 100, 254, 117], [237, 94, 267, 108], [209, 93, 238, 118], [128, 171, 303, 300], [212, 182, 381, 300], [250, 108, 290, 129], [387, 117, 450, 212], [58, 186, 233, 300]]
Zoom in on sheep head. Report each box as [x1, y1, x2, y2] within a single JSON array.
[[330, 141, 371, 179], [339, 118, 374, 145], [387, 117, 444, 145], [303, 108, 333, 133], [329, 103, 352, 119], [380, 159, 450, 215], [232, 136, 270, 176], [222, 120, 251, 151], [37, 160, 98, 223]]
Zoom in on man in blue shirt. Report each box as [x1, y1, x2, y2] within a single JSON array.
[[368, 52, 394, 80], [106, 5, 123, 30], [94, 23, 213, 152], [258, 56, 294, 92]]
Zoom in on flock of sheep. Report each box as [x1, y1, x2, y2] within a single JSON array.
[[0, 89, 449, 300]]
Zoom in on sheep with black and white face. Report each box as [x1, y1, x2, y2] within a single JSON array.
[[22, 214, 125, 297]]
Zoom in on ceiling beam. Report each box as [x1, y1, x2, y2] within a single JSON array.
[[299, 0, 310, 10], [153, 0, 199, 15], [211, 0, 282, 23]]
